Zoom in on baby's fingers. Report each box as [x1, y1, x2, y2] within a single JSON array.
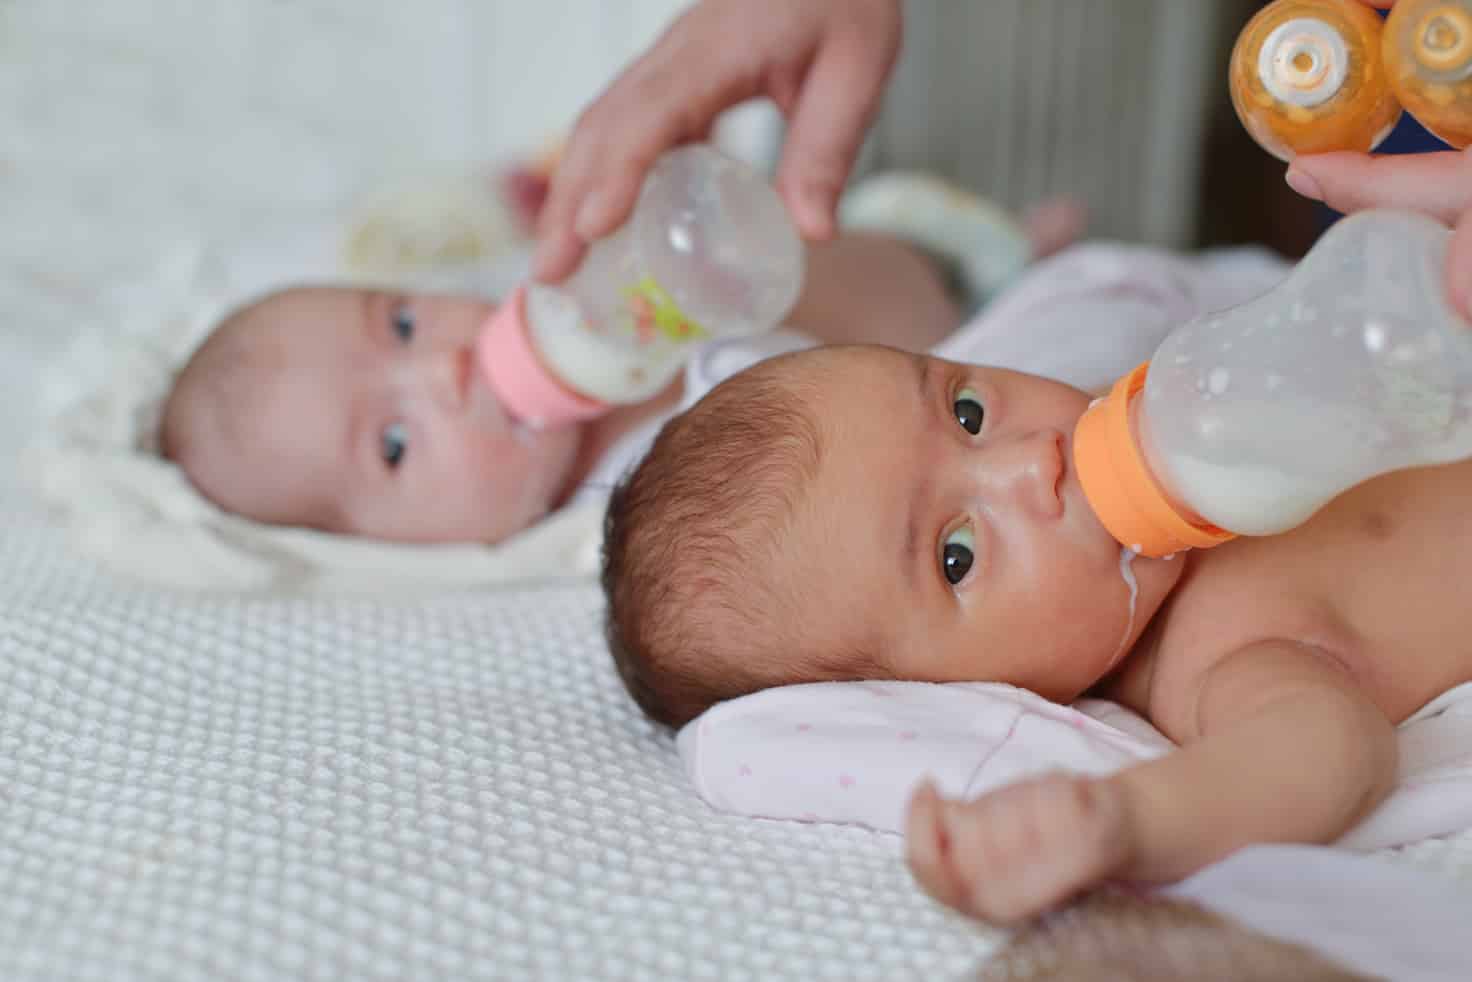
[[904, 781, 971, 912], [947, 776, 1134, 925]]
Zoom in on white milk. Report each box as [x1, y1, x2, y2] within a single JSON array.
[[1153, 394, 1472, 536], [525, 283, 685, 404], [1108, 547, 1140, 668], [1164, 455, 1330, 536]]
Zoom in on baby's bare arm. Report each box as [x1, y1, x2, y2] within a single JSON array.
[[1116, 641, 1398, 882], [907, 642, 1397, 924]]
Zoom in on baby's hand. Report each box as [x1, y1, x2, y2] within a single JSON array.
[[904, 775, 1137, 926]]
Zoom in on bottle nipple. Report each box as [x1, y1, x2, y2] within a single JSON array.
[[1072, 363, 1236, 558], [1383, 0, 1472, 148], [1230, 0, 1403, 160]]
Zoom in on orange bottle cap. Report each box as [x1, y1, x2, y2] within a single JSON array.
[[1072, 362, 1236, 558], [476, 285, 610, 428]]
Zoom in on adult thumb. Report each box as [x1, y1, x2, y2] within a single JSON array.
[[1286, 149, 1472, 225]]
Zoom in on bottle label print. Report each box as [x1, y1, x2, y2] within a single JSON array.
[[624, 276, 708, 344]]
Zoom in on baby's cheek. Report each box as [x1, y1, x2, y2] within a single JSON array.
[[466, 437, 549, 519], [1045, 562, 1127, 643]]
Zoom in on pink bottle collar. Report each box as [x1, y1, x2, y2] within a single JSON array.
[[475, 285, 609, 429]]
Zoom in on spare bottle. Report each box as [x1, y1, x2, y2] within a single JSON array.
[[1073, 210, 1472, 557], [1229, 0, 1472, 160], [1229, 0, 1404, 160], [1381, 0, 1472, 149], [476, 144, 805, 428]]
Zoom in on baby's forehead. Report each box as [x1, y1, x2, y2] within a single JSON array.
[[240, 285, 370, 338], [206, 287, 382, 384], [196, 289, 375, 424], [788, 344, 942, 395]]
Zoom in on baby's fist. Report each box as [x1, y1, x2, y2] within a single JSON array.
[[905, 774, 1137, 925]]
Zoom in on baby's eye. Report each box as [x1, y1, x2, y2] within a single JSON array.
[[381, 421, 409, 470], [954, 388, 984, 435], [941, 524, 975, 586], [392, 303, 415, 343]]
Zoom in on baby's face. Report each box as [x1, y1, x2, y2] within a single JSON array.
[[196, 286, 581, 544], [788, 347, 1183, 702]]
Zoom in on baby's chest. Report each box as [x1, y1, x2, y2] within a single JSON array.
[[1154, 462, 1472, 723]]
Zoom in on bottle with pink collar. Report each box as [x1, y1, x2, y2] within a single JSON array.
[[477, 145, 805, 427]]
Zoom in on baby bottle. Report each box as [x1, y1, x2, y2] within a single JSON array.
[[1229, 0, 1403, 160], [1230, 0, 1472, 160], [477, 144, 805, 427], [1381, 0, 1472, 149], [1073, 210, 1472, 557]]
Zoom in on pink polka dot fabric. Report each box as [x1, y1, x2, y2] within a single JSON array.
[[678, 679, 1472, 852]]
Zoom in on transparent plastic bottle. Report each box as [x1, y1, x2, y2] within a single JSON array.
[[1382, 0, 1472, 149], [476, 144, 805, 427], [1229, 0, 1403, 161], [1073, 210, 1472, 557], [1229, 0, 1472, 161]]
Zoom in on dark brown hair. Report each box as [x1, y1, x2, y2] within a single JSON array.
[[600, 354, 874, 727]]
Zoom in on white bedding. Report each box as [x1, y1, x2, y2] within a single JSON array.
[[0, 237, 1021, 979], [0, 503, 999, 980], [7, 202, 1472, 982]]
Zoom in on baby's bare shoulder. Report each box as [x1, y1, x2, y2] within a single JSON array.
[[1118, 550, 1357, 739], [1138, 468, 1472, 731]]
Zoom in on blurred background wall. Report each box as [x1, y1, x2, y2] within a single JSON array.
[[0, 0, 691, 290], [2, 0, 1437, 324]]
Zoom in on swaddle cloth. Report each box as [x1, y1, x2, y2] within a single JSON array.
[[678, 678, 1472, 852]]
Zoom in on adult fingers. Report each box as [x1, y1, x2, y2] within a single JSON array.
[[532, 22, 760, 281], [1286, 149, 1472, 226], [1449, 206, 1472, 320], [774, 17, 901, 240]]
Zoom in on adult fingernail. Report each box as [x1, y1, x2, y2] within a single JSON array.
[[574, 191, 609, 243], [1285, 166, 1323, 202], [804, 186, 838, 239]]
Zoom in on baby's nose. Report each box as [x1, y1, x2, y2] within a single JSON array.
[[972, 430, 1065, 520], [427, 344, 473, 412]]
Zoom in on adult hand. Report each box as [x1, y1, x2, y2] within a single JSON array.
[[1287, 148, 1472, 320], [1284, 0, 1472, 321], [532, 0, 903, 282]]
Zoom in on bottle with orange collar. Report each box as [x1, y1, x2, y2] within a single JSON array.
[[477, 144, 805, 428], [1073, 210, 1472, 557], [1229, 0, 1471, 160]]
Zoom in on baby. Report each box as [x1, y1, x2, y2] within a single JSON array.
[[159, 226, 972, 546], [602, 273, 1472, 923]]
